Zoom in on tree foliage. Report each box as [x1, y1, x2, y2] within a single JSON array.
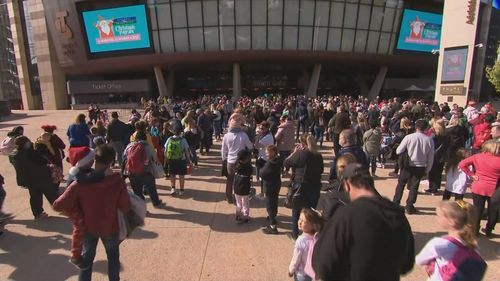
[[486, 44, 500, 93]]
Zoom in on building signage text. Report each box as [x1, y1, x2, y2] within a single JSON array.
[[466, 0, 477, 25]]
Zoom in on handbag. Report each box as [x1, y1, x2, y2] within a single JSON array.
[[285, 181, 306, 209], [152, 162, 165, 179], [48, 163, 63, 184]]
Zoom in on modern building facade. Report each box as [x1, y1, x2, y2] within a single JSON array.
[[10, 0, 494, 110], [0, 0, 21, 108]]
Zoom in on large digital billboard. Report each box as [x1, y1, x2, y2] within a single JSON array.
[[80, 4, 151, 54], [441, 46, 469, 84], [396, 9, 442, 53]]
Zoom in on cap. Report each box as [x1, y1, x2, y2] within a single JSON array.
[[342, 163, 370, 179], [68, 147, 95, 176]]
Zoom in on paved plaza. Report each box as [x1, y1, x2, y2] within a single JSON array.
[[0, 110, 499, 281]]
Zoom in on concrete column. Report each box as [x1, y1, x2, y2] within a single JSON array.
[[29, 0, 68, 109], [7, 0, 37, 109], [154, 66, 168, 97], [306, 64, 321, 97], [367, 66, 388, 100], [232, 63, 242, 101]]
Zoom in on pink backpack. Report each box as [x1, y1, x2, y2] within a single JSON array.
[[427, 236, 486, 281], [304, 233, 318, 280]]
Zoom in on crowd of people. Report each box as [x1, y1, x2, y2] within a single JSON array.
[[0, 93, 499, 280]]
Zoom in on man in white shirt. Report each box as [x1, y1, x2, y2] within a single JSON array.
[[255, 121, 275, 197], [392, 119, 434, 214]]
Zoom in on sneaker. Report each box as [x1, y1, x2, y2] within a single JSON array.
[[405, 206, 418, 215], [35, 212, 49, 220], [153, 200, 166, 208], [424, 189, 438, 195], [481, 227, 493, 238], [287, 232, 298, 242], [262, 225, 278, 235], [376, 163, 382, 168], [237, 217, 250, 224], [169, 188, 176, 196], [69, 257, 84, 269], [388, 172, 398, 177], [256, 193, 265, 200]]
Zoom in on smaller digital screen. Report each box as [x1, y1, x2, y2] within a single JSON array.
[[441, 47, 469, 84], [396, 9, 443, 53], [81, 4, 151, 54]]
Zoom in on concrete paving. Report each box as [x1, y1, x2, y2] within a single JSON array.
[[0, 110, 499, 281]]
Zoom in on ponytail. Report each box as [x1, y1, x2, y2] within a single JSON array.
[[456, 200, 478, 250], [438, 200, 478, 250]]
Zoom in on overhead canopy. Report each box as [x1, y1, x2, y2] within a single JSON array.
[[384, 78, 435, 91]]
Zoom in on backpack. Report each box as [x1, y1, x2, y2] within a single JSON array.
[[165, 137, 183, 160], [304, 233, 319, 280], [125, 142, 147, 174], [0, 136, 15, 156], [428, 236, 487, 281]]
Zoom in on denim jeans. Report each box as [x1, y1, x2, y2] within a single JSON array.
[[79, 233, 120, 281], [292, 183, 320, 237], [109, 141, 125, 168], [129, 172, 161, 205], [366, 154, 377, 175], [189, 147, 198, 166], [313, 126, 323, 146], [393, 166, 426, 209], [296, 120, 308, 139], [0, 183, 5, 211]]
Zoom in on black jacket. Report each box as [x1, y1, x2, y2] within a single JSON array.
[[284, 150, 323, 187], [9, 148, 52, 187], [259, 158, 283, 192], [106, 118, 128, 143], [233, 162, 253, 196], [312, 196, 415, 281]]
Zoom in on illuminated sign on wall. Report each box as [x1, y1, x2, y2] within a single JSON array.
[[396, 9, 443, 53], [81, 4, 151, 54], [441, 46, 469, 84]]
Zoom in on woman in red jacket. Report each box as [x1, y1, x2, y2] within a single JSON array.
[[459, 139, 500, 237]]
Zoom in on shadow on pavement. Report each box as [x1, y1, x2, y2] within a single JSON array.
[[146, 203, 293, 234], [2, 216, 156, 280], [9, 216, 73, 235]]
